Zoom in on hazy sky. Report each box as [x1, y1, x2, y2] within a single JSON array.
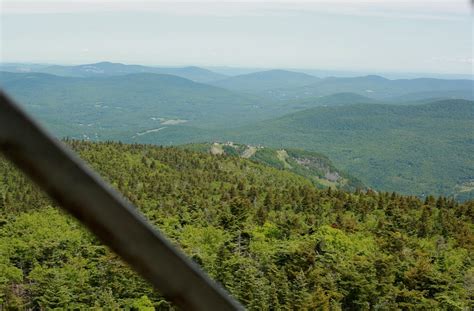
[[1, 0, 473, 74]]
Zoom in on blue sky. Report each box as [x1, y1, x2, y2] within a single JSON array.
[[1, 1, 472, 74]]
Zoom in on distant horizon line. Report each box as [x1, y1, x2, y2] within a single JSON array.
[[0, 60, 472, 80]]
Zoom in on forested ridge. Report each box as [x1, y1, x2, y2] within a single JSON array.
[[0, 141, 473, 309], [2, 70, 473, 200], [181, 142, 365, 191], [222, 99, 474, 201]]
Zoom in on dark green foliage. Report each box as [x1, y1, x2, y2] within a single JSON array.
[[0, 140, 472, 309], [0, 71, 267, 134], [2, 71, 472, 200], [222, 99, 474, 200]]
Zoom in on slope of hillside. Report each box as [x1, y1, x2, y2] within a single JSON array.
[[221, 99, 474, 200], [153, 66, 228, 83], [0, 140, 472, 309], [1, 73, 382, 144], [4, 62, 227, 83], [386, 89, 474, 103], [254, 75, 474, 101], [0, 71, 269, 136], [1, 71, 471, 200], [0, 63, 49, 73], [212, 69, 320, 92], [271, 92, 378, 112], [183, 142, 364, 190]]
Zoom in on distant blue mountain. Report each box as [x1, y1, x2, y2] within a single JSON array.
[[1, 61, 227, 83], [211, 69, 320, 92]]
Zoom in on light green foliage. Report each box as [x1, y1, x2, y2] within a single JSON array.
[[0, 141, 472, 309]]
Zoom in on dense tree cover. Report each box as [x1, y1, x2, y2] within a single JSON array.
[[2, 70, 473, 200], [0, 71, 271, 136], [221, 99, 474, 201], [0, 140, 472, 309]]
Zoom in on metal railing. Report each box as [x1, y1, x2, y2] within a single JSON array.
[[0, 91, 243, 310]]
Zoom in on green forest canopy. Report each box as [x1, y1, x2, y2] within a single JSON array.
[[1, 70, 472, 200], [0, 141, 472, 309]]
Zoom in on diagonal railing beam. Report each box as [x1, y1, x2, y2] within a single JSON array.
[[0, 90, 243, 311]]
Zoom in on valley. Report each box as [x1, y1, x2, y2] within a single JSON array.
[[1, 64, 472, 200], [2, 1, 473, 309]]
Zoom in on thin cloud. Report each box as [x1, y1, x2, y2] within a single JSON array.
[[2, 0, 470, 19]]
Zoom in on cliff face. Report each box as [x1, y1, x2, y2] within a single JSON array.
[[184, 142, 365, 191]]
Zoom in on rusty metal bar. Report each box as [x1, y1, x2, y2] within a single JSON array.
[[0, 90, 243, 310]]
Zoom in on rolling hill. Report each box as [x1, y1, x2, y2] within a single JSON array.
[[270, 92, 378, 113], [1, 72, 385, 143], [245, 74, 474, 101], [1, 62, 227, 83], [0, 71, 270, 138], [219, 99, 474, 200], [1, 69, 472, 200], [211, 69, 320, 92]]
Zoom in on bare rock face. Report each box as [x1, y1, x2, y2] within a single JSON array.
[[325, 172, 340, 182], [210, 143, 224, 155]]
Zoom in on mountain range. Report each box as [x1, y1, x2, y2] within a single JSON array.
[[211, 69, 320, 92], [0, 63, 472, 200], [0, 71, 264, 132], [219, 99, 474, 201], [0, 61, 227, 83], [238, 74, 474, 101]]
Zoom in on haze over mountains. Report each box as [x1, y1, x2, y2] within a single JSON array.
[[2, 61, 472, 101], [211, 69, 320, 92], [0, 62, 227, 83], [271, 75, 474, 101], [0, 61, 473, 201]]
